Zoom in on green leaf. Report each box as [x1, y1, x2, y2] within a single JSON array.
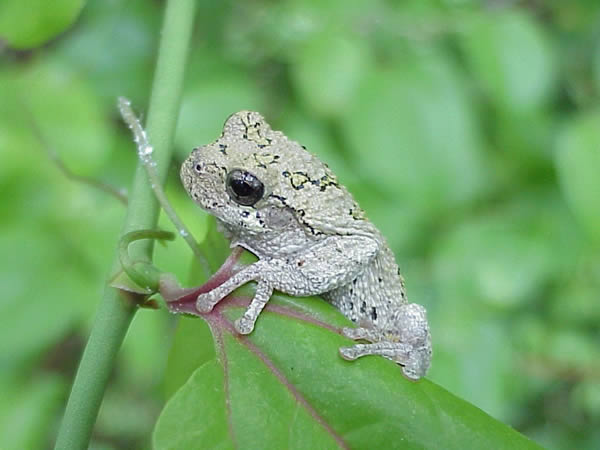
[[572, 381, 600, 420], [594, 43, 600, 96], [119, 309, 172, 391], [174, 74, 264, 161], [546, 329, 600, 369], [431, 191, 579, 310], [341, 48, 489, 217], [0, 375, 67, 449], [52, 0, 159, 109], [0, 0, 85, 49], [0, 60, 113, 177], [460, 10, 556, 113], [278, 109, 354, 182], [163, 317, 216, 400], [109, 269, 154, 295], [427, 191, 584, 418], [156, 223, 538, 448], [555, 111, 600, 243], [155, 360, 233, 449], [549, 275, 600, 326], [291, 32, 370, 117], [0, 224, 94, 371], [154, 287, 539, 449]]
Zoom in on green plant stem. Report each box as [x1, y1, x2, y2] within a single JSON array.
[[54, 0, 197, 448]]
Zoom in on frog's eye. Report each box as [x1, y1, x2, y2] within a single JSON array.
[[226, 169, 264, 206]]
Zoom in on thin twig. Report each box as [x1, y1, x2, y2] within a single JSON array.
[[25, 104, 128, 205], [118, 97, 211, 278]]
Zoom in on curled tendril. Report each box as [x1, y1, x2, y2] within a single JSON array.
[[118, 229, 175, 293]]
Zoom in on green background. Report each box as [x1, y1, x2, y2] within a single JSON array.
[[1, 0, 600, 448]]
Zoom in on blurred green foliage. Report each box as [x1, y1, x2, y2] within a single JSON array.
[[1, 0, 600, 448]]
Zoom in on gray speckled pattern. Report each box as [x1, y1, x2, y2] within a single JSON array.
[[181, 111, 431, 379]]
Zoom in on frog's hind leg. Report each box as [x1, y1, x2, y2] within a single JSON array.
[[339, 340, 429, 380], [339, 303, 431, 380]]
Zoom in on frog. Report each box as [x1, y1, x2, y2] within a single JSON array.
[[180, 111, 432, 380]]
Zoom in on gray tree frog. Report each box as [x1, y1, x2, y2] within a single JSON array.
[[180, 111, 432, 379]]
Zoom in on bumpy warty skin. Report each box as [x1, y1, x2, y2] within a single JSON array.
[[181, 111, 431, 379]]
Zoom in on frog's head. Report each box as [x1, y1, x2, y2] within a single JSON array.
[[181, 111, 345, 235]]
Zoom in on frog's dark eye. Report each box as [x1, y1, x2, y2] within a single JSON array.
[[226, 169, 264, 206]]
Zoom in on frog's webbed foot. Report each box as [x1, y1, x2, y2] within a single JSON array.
[[339, 303, 432, 380], [194, 262, 275, 335], [233, 281, 273, 335], [195, 263, 262, 315], [196, 290, 222, 313]]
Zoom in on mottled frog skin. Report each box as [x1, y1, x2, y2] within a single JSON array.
[[180, 111, 431, 379]]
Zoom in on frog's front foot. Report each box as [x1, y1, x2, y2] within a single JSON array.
[[196, 291, 220, 313], [234, 316, 255, 335]]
